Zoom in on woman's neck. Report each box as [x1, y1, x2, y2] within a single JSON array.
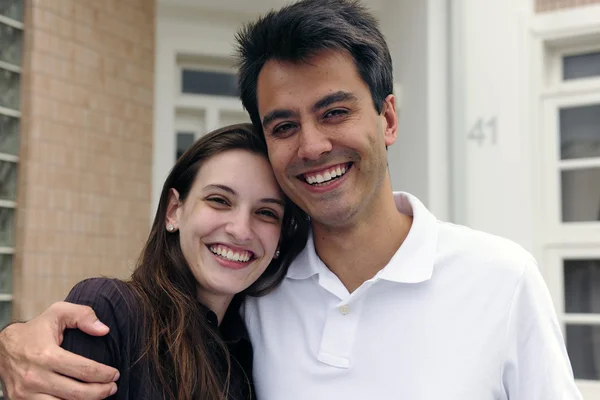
[[196, 291, 233, 325]]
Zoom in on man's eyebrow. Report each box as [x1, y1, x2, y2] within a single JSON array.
[[261, 91, 357, 128], [312, 91, 358, 112], [262, 109, 299, 128]]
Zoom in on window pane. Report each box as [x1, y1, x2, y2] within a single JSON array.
[[0, 23, 22, 66], [0, 0, 23, 22], [564, 52, 600, 81], [566, 324, 600, 380], [0, 160, 17, 201], [0, 208, 14, 247], [181, 70, 239, 97], [559, 104, 600, 160], [0, 114, 19, 155], [561, 168, 600, 222], [176, 132, 195, 160], [0, 69, 20, 110], [564, 259, 600, 313], [0, 301, 10, 330], [0, 301, 10, 329], [0, 254, 11, 293]]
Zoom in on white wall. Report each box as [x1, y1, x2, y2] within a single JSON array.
[[377, 0, 450, 221], [449, 0, 536, 252]]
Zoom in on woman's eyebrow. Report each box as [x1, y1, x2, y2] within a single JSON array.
[[204, 184, 284, 207], [202, 184, 236, 195], [260, 198, 285, 207]]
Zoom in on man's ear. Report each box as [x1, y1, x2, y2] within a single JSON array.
[[381, 94, 398, 147], [165, 189, 181, 231]]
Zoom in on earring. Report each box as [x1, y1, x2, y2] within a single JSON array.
[[274, 250, 280, 259], [167, 224, 174, 232]]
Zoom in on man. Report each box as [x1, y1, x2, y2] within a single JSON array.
[[0, 0, 582, 399]]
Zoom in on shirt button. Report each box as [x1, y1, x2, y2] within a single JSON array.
[[339, 305, 350, 315]]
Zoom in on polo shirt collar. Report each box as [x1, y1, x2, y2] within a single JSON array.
[[285, 192, 438, 284], [376, 192, 438, 283], [285, 229, 322, 280]]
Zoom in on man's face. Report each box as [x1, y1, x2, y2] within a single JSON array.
[[256, 50, 398, 228]]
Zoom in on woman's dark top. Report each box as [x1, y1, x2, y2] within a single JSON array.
[[61, 278, 254, 400]]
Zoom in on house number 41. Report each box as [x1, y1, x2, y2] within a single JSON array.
[[468, 116, 497, 146]]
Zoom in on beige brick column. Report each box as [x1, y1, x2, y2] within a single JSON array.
[[14, 0, 156, 319], [536, 0, 600, 12]]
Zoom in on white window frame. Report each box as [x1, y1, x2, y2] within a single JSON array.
[[531, 5, 600, 397], [544, 247, 600, 399], [539, 92, 600, 245], [176, 94, 245, 132]]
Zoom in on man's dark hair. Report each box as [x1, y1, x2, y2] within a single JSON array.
[[235, 0, 394, 133]]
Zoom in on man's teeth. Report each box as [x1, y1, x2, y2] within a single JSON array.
[[209, 245, 251, 262], [305, 165, 347, 185]]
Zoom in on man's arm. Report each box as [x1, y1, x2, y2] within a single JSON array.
[[0, 302, 120, 400], [501, 260, 583, 399]]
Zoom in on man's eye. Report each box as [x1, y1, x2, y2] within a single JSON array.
[[273, 123, 295, 135], [324, 109, 347, 118]]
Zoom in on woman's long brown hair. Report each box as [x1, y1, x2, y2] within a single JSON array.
[[126, 124, 309, 399]]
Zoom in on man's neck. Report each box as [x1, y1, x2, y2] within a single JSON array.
[[312, 191, 412, 293]]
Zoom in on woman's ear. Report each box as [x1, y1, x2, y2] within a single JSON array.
[[165, 189, 181, 232]]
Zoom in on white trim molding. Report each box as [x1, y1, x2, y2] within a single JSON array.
[[531, 4, 600, 40]]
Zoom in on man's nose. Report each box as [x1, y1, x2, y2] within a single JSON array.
[[297, 124, 333, 160]]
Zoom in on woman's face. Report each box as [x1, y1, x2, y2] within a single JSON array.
[[167, 149, 284, 306]]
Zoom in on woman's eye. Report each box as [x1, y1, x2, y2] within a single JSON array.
[[257, 209, 280, 220], [207, 197, 229, 206]]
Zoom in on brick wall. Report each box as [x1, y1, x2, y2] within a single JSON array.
[[14, 0, 155, 319], [536, 0, 600, 12]]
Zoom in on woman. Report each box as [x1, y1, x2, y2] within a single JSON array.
[[60, 123, 309, 399]]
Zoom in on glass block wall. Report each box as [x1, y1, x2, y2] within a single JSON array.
[[0, 0, 23, 330]]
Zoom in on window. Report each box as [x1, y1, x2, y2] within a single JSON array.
[[541, 40, 600, 397], [172, 56, 249, 161], [564, 258, 600, 380], [545, 249, 600, 392], [0, 0, 23, 21], [181, 69, 239, 97], [558, 103, 600, 223], [0, 1, 22, 397], [543, 93, 600, 230], [563, 51, 600, 81], [0, 0, 22, 308], [174, 108, 206, 161], [176, 132, 195, 160]]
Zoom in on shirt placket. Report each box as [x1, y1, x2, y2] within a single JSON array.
[[316, 276, 376, 368]]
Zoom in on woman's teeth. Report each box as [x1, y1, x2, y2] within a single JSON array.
[[209, 245, 252, 262]]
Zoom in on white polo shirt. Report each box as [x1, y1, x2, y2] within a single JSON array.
[[242, 192, 582, 400]]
